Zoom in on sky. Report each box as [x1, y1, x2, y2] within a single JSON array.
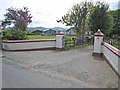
[[0, 0, 119, 28]]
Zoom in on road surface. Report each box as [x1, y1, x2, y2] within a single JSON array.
[[2, 58, 95, 88], [2, 46, 118, 88]]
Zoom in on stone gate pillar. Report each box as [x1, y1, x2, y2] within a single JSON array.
[[93, 29, 104, 56], [56, 31, 64, 50]]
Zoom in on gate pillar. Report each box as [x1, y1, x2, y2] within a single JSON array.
[[93, 29, 104, 56], [56, 31, 64, 50]]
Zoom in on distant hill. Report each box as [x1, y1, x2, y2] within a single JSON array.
[[51, 27, 68, 31], [27, 27, 68, 32], [27, 27, 48, 32]]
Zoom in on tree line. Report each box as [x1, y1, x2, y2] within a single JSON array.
[[57, 1, 120, 43]]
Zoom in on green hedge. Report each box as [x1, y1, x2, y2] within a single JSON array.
[[2, 29, 27, 40]]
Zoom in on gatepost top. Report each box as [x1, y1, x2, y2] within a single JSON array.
[[94, 29, 104, 36], [56, 31, 64, 35]]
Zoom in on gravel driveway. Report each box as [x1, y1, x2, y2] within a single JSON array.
[[3, 45, 118, 88]]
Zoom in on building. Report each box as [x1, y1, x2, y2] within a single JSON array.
[[32, 30, 43, 35], [65, 27, 92, 36], [65, 27, 76, 35], [43, 29, 56, 36]]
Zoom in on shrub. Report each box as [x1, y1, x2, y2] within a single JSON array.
[[11, 29, 27, 40], [2, 30, 12, 40], [2, 29, 27, 40], [26, 31, 34, 35]]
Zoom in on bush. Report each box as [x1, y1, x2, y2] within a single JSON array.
[[11, 29, 27, 40], [26, 31, 34, 35], [2, 30, 12, 40], [2, 29, 27, 40]]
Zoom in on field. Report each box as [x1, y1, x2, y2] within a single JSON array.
[[27, 35, 55, 40], [27, 35, 76, 40]]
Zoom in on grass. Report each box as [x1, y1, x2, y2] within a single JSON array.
[[27, 35, 55, 40], [113, 41, 120, 50], [0, 30, 4, 33], [63, 35, 92, 50], [64, 43, 91, 50], [27, 35, 76, 40], [64, 35, 76, 40]]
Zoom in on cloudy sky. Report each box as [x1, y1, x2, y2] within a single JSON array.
[[0, 0, 119, 28]]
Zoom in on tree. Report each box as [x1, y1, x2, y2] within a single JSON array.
[[3, 7, 32, 31], [89, 2, 114, 36], [57, 1, 93, 43], [0, 19, 11, 30], [108, 9, 120, 37]]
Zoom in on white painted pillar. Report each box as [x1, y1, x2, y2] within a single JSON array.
[[0, 55, 1, 90], [0, 33, 2, 90], [0, 33, 2, 57], [56, 32, 64, 50], [93, 29, 104, 56]]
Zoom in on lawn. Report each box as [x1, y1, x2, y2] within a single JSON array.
[[27, 35, 55, 40], [27, 35, 76, 40], [113, 41, 120, 50], [63, 35, 76, 40]]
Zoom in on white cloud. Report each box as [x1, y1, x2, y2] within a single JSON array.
[[0, 0, 119, 27]]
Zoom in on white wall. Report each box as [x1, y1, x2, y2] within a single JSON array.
[[93, 37, 103, 53], [0, 52, 1, 90], [3, 41, 56, 50], [2, 34, 64, 51], [93, 30, 119, 76], [102, 43, 119, 75], [0, 34, 2, 90]]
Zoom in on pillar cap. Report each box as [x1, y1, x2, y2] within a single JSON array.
[[94, 29, 104, 36], [56, 31, 64, 35]]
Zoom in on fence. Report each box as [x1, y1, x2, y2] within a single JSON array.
[[63, 35, 93, 50], [64, 39, 77, 49]]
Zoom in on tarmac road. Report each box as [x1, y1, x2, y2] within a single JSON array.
[[2, 58, 95, 88], [2, 46, 118, 88]]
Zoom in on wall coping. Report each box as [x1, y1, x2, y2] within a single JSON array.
[[94, 30, 104, 36], [2, 39, 56, 43], [102, 42, 120, 58], [56, 33, 64, 35], [56, 31, 64, 35]]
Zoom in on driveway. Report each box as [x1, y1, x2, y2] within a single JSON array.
[[3, 58, 84, 88], [3, 46, 118, 88]]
